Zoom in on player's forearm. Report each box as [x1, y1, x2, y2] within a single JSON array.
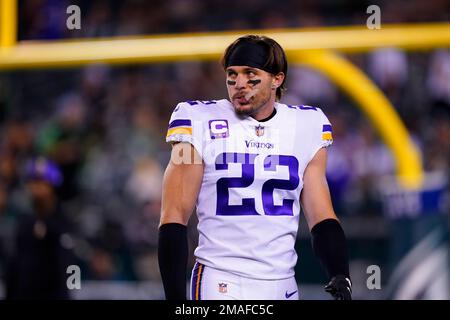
[[158, 223, 188, 300], [311, 218, 350, 279]]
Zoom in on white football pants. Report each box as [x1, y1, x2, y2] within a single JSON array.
[[190, 261, 299, 300]]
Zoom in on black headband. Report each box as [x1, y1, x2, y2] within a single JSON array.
[[225, 41, 277, 74]]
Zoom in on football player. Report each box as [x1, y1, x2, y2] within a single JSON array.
[[158, 35, 351, 300]]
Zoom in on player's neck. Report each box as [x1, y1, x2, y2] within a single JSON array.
[[251, 101, 276, 121], [256, 107, 277, 122]]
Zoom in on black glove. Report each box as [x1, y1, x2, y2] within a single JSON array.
[[324, 275, 352, 300]]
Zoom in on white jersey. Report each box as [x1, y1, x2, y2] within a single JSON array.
[[166, 99, 333, 280]]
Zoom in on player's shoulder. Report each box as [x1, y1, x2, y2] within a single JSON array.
[[171, 99, 231, 119], [277, 102, 329, 123], [174, 99, 229, 111]]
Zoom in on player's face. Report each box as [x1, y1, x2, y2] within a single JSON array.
[[226, 66, 276, 118]]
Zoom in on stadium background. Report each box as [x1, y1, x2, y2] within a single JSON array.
[[0, 0, 449, 299]]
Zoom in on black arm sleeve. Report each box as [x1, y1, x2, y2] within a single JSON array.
[[311, 218, 350, 280], [158, 223, 188, 300]]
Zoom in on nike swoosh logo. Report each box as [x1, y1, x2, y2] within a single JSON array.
[[285, 290, 297, 299]]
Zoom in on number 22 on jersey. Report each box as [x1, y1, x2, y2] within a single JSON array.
[[215, 152, 299, 216]]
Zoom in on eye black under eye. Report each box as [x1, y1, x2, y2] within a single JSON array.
[[247, 79, 261, 86]]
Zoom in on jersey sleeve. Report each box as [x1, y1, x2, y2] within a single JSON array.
[[308, 108, 333, 162], [166, 102, 203, 156], [318, 108, 333, 149]]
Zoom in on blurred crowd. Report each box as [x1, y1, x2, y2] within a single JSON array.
[[0, 0, 449, 297], [18, 0, 450, 40]]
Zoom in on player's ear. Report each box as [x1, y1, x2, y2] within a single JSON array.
[[272, 72, 285, 89]]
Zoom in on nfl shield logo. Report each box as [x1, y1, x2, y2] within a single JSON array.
[[218, 283, 228, 293], [255, 125, 264, 137]]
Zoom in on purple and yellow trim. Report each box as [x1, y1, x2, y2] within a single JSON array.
[[167, 119, 192, 138], [191, 262, 204, 300], [169, 119, 192, 128], [322, 124, 333, 141]]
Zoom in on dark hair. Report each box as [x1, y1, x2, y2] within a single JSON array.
[[221, 35, 288, 100]]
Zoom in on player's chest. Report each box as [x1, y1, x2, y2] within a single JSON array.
[[201, 118, 311, 178], [203, 117, 311, 159], [205, 115, 287, 146]]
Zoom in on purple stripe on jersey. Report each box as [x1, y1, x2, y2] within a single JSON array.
[[168, 119, 192, 129], [322, 124, 332, 132]]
